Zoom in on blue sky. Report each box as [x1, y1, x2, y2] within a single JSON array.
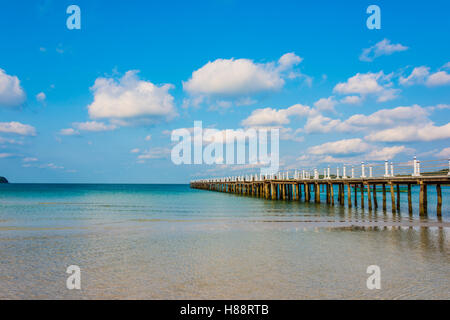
[[0, 0, 449, 183]]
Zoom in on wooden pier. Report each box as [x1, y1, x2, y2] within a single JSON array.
[[190, 158, 450, 216]]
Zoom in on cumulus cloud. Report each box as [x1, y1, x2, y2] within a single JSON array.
[[73, 121, 117, 132], [426, 71, 450, 86], [40, 163, 64, 170], [0, 153, 14, 158], [137, 147, 171, 160], [241, 104, 311, 127], [296, 142, 411, 167], [0, 68, 26, 107], [304, 114, 350, 133], [340, 95, 362, 105], [304, 105, 429, 134], [360, 39, 408, 62], [59, 128, 78, 136], [87, 70, 177, 123], [365, 123, 450, 142], [333, 71, 397, 102], [0, 122, 36, 136], [278, 52, 303, 71], [399, 66, 430, 86], [36, 92, 46, 102], [307, 138, 371, 156], [183, 53, 303, 103], [436, 147, 450, 158], [366, 146, 412, 160], [400, 65, 450, 87], [183, 59, 283, 96], [0, 137, 22, 145], [344, 104, 428, 128], [313, 97, 337, 112]]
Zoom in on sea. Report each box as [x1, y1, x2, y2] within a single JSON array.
[[0, 183, 448, 299]]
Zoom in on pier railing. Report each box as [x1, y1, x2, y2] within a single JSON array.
[[190, 157, 450, 217], [191, 157, 450, 182]]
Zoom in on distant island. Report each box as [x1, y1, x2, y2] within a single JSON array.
[[0, 176, 8, 183]]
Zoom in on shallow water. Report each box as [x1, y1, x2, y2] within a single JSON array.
[[0, 184, 449, 299]]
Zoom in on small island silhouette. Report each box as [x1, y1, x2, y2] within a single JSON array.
[[0, 176, 9, 183]]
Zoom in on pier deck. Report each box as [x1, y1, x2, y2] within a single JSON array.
[[190, 175, 450, 216]]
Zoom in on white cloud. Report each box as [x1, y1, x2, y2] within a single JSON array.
[[0, 68, 26, 107], [145, 135, 152, 141], [313, 97, 337, 112], [137, 147, 171, 160], [0, 122, 36, 136], [344, 104, 428, 128], [73, 121, 116, 132], [399, 66, 430, 86], [307, 138, 371, 156], [23, 157, 38, 162], [295, 143, 411, 167], [426, 71, 450, 86], [0, 137, 22, 145], [365, 123, 450, 142], [87, 70, 177, 123], [340, 95, 362, 105], [241, 104, 311, 127], [130, 148, 140, 153], [304, 114, 350, 133], [36, 92, 46, 102], [333, 71, 397, 102], [184, 58, 283, 96], [40, 163, 64, 170], [436, 147, 450, 158], [183, 53, 302, 98], [278, 52, 303, 71], [59, 128, 78, 136], [377, 88, 400, 102], [400, 66, 450, 87], [0, 153, 14, 158], [360, 39, 408, 62], [366, 146, 412, 160], [304, 105, 429, 134]]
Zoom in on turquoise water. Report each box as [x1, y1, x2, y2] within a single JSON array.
[[0, 184, 449, 299]]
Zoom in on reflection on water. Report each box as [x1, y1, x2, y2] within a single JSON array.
[[0, 184, 448, 299]]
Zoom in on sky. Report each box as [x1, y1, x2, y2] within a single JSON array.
[[0, 0, 449, 183]]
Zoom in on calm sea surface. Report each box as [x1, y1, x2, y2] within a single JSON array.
[[0, 183, 449, 299]]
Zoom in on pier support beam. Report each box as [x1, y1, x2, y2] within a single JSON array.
[[372, 184, 378, 209], [347, 184, 352, 208], [390, 183, 396, 213], [437, 184, 442, 217], [367, 183, 372, 211], [419, 182, 427, 216], [271, 183, 276, 200], [408, 184, 412, 214], [330, 183, 334, 205], [326, 184, 330, 204], [360, 184, 365, 209], [315, 183, 320, 203]]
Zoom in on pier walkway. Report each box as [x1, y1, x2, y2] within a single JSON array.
[[190, 157, 450, 216]]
